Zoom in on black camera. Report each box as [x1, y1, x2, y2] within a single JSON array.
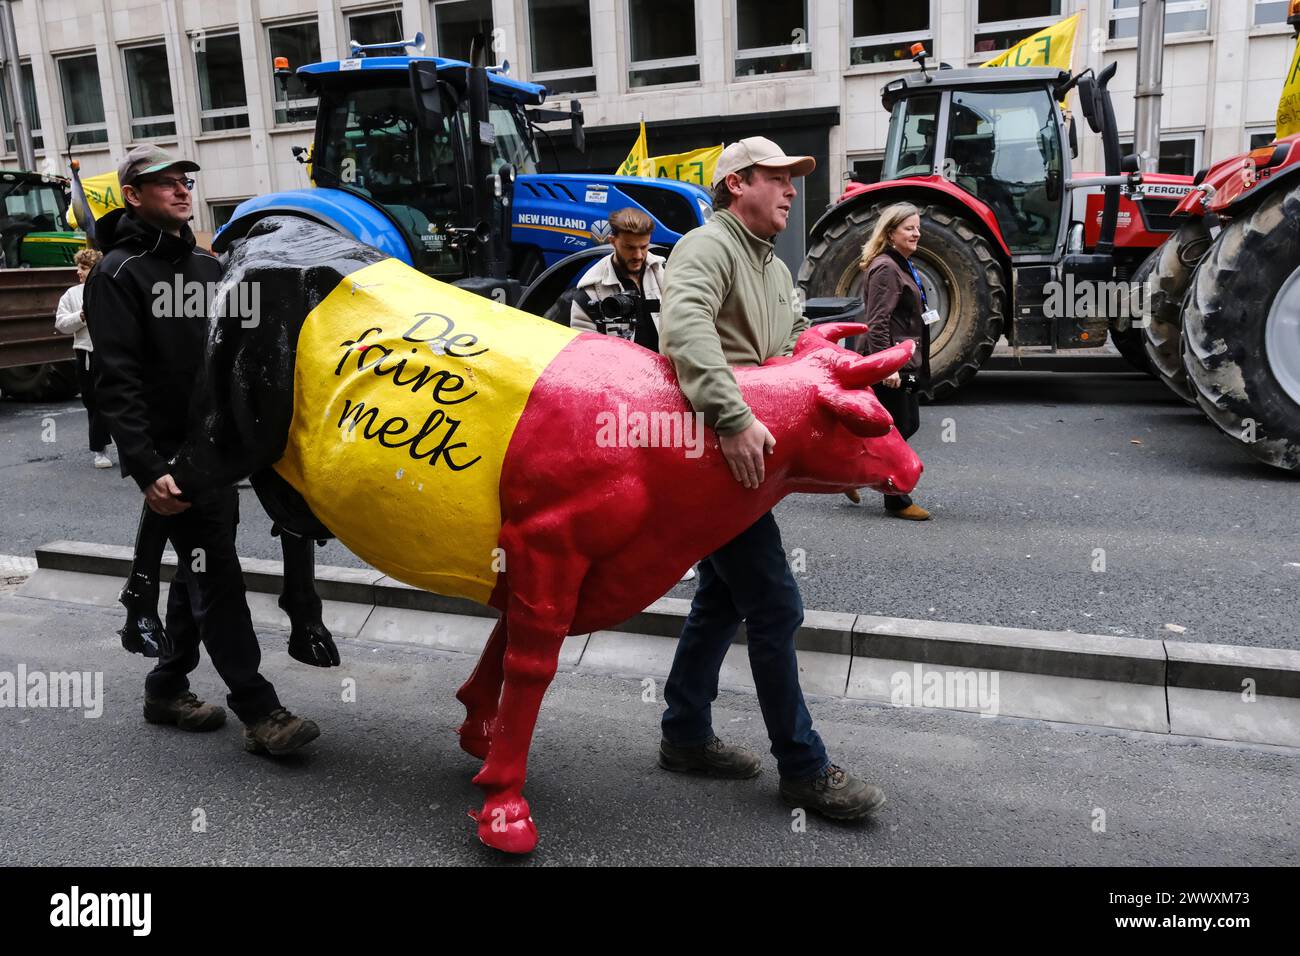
[[600, 291, 642, 320]]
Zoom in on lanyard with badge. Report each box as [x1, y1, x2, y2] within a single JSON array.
[[905, 258, 941, 327]]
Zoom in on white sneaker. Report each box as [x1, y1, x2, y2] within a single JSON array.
[[680, 566, 697, 582], [93, 452, 112, 469]]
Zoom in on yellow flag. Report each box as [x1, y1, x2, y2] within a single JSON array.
[[615, 120, 650, 177], [1278, 31, 1300, 139], [645, 145, 723, 188], [66, 171, 122, 229], [981, 12, 1081, 71]]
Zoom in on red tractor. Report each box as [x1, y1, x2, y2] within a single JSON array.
[[1136, 1, 1300, 471], [800, 49, 1190, 401]]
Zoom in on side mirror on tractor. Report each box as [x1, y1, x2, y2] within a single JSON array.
[[570, 99, 586, 153], [409, 60, 442, 127]]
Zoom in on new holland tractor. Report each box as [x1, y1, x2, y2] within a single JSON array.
[[1134, 0, 1300, 471], [799, 48, 1194, 402], [212, 34, 711, 315]]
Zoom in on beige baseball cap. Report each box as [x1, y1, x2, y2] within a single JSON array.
[[711, 136, 816, 189], [117, 144, 200, 188]]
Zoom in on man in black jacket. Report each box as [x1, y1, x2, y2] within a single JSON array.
[[85, 145, 319, 755]]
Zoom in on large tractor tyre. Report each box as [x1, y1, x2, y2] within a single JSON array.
[[1142, 219, 1212, 405], [799, 203, 1006, 401], [1109, 252, 1156, 375], [1182, 183, 1300, 471], [0, 361, 79, 402]]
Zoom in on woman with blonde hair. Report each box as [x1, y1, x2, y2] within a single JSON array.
[[846, 202, 933, 519]]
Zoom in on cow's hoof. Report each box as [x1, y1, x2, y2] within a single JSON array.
[[471, 801, 538, 854]]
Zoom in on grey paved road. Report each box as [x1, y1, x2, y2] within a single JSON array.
[[0, 594, 1296, 866], [1, 368, 1297, 647]]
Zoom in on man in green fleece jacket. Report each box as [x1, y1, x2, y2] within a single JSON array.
[[656, 136, 886, 820]]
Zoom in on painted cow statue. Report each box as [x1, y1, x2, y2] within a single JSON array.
[[172, 216, 923, 854]]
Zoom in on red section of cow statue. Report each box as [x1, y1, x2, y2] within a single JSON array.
[[456, 323, 921, 853]]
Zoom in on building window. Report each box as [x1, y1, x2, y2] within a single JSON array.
[[123, 43, 177, 140], [433, 0, 493, 62], [1254, 0, 1291, 25], [849, 154, 886, 185], [975, 0, 1062, 55], [528, 0, 596, 94], [1248, 129, 1277, 150], [1109, 1, 1208, 40], [268, 20, 321, 125], [735, 0, 809, 77], [209, 201, 243, 230], [347, 5, 404, 49], [1121, 135, 1200, 176], [195, 32, 249, 133], [57, 54, 108, 147], [628, 0, 699, 88], [851, 2, 931, 66], [1, 62, 42, 153]]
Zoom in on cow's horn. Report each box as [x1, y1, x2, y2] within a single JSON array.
[[834, 340, 915, 387], [793, 322, 870, 356]]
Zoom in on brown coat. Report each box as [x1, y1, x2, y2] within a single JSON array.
[[862, 249, 930, 381]]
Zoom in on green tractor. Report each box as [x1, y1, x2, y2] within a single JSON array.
[[0, 169, 85, 401], [0, 169, 84, 267]]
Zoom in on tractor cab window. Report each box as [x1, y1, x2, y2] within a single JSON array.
[[0, 182, 67, 232], [945, 87, 1063, 256], [882, 93, 939, 179], [317, 82, 464, 277], [458, 99, 538, 176]]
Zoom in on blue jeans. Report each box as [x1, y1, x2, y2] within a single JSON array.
[[661, 511, 829, 781]]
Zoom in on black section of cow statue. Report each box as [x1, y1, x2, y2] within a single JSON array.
[[119, 217, 386, 669]]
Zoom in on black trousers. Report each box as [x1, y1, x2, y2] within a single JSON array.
[[874, 383, 920, 510], [74, 349, 112, 452], [143, 486, 281, 723]]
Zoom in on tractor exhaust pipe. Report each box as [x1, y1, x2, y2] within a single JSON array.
[[467, 36, 507, 280]]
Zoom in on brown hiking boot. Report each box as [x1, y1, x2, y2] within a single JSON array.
[[143, 691, 226, 731], [780, 764, 886, 820], [243, 707, 320, 756], [658, 735, 762, 779], [886, 503, 931, 521]]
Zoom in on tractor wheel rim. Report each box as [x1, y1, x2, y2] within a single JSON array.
[[912, 255, 952, 344], [1265, 263, 1300, 407]]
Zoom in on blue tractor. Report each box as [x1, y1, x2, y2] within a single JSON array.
[[213, 33, 711, 315]]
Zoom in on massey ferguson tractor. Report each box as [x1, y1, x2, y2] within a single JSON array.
[[799, 49, 1192, 402], [1135, 1, 1300, 471], [212, 34, 710, 315]]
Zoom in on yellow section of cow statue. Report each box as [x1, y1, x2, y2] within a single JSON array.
[[273, 257, 580, 603]]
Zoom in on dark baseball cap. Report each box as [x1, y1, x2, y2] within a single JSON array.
[[117, 144, 200, 188]]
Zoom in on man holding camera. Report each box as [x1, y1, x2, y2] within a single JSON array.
[[569, 207, 666, 350]]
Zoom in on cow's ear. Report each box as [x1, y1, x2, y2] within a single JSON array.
[[816, 385, 894, 437]]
